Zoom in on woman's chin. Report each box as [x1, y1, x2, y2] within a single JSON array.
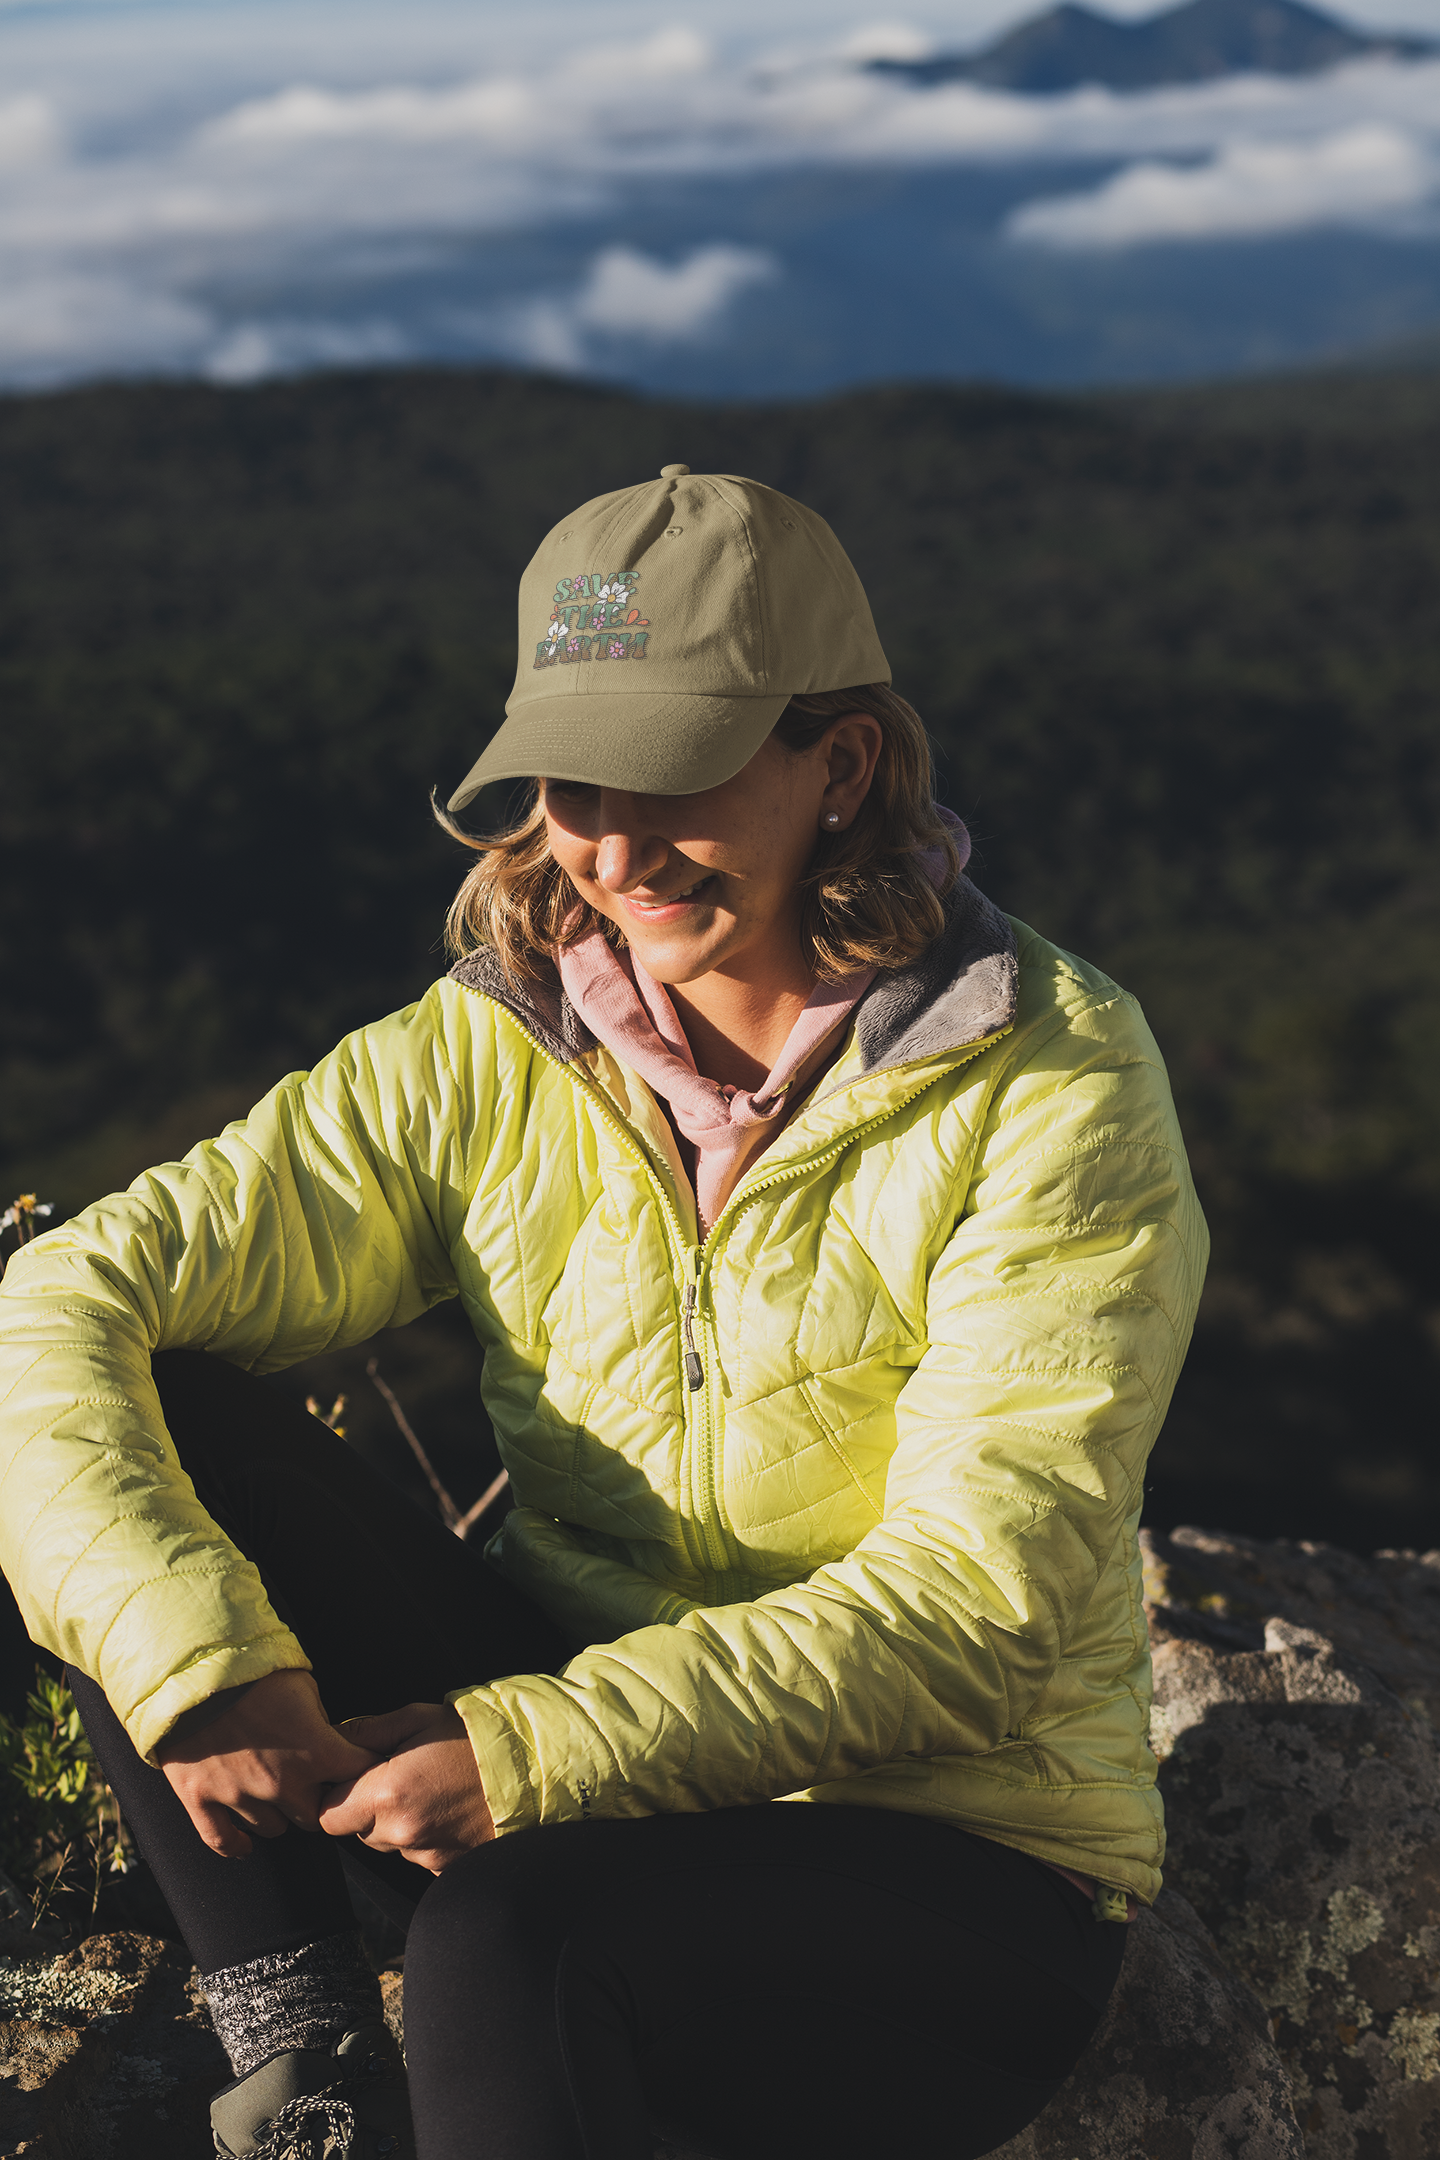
[[623, 920, 738, 986]]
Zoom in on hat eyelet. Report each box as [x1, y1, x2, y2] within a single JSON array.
[[664, 526, 684, 538]]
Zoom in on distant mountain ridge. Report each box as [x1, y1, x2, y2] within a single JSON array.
[[869, 0, 1436, 94]]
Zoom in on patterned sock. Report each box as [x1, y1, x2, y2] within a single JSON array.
[[202, 1928, 383, 2078]]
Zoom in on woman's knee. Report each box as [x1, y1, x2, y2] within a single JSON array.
[[405, 1838, 564, 1991]]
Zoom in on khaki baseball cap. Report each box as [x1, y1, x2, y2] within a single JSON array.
[[447, 465, 890, 810]]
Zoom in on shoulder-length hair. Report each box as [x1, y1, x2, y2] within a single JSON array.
[[433, 684, 959, 986]]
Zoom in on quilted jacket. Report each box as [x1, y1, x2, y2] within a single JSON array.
[[0, 879, 1207, 1902]]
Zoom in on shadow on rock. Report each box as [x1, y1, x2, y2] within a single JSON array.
[[0, 1930, 229, 2158], [1146, 1529, 1440, 2158]]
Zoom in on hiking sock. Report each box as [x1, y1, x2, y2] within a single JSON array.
[[201, 1927, 383, 2077]]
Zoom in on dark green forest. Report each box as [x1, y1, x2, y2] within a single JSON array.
[[2, 361, 1438, 1563]]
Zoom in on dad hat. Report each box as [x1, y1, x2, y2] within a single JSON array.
[[447, 465, 890, 810]]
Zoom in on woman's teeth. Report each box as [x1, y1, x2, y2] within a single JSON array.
[[632, 877, 710, 910]]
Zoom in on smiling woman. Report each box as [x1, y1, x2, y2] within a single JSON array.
[[0, 463, 1208, 2160]]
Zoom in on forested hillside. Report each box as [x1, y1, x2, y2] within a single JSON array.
[[2, 362, 1437, 1553]]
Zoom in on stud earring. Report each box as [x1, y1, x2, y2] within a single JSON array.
[[822, 811, 841, 829]]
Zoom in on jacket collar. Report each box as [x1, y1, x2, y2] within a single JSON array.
[[449, 875, 1018, 1084]]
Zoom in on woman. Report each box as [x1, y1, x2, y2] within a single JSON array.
[[0, 464, 1207, 2160]]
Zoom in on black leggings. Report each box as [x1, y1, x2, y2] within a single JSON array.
[[72, 1351, 1125, 2160]]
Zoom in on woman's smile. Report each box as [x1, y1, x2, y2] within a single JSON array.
[[618, 871, 719, 921]]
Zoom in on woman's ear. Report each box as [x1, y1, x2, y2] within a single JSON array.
[[818, 714, 884, 834]]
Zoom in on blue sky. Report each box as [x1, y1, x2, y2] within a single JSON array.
[[2, 0, 1438, 391]]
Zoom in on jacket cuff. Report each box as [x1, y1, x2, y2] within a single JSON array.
[[131, 1634, 311, 1763], [449, 1687, 540, 1837]]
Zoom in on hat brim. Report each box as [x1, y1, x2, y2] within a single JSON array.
[[447, 690, 792, 813]]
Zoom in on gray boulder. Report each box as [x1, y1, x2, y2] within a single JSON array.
[[0, 1928, 229, 2157], [1144, 1529, 1440, 2157], [1145, 1525, 1440, 1726]]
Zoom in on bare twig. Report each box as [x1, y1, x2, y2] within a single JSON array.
[[364, 1359, 509, 1539], [30, 1841, 75, 1930], [458, 1466, 511, 1539], [366, 1359, 463, 1531]]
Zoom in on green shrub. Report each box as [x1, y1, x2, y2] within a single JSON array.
[[0, 1667, 128, 1923]]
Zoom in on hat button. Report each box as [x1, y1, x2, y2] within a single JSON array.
[[659, 464, 690, 478]]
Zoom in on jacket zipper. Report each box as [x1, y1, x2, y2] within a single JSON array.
[[685, 1248, 729, 1576], [681, 1271, 704, 1392], [464, 986, 1010, 1585]]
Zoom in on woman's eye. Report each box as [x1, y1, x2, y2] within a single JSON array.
[[543, 779, 597, 805]]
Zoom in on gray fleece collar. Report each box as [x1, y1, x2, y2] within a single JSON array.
[[448, 875, 1018, 1083]]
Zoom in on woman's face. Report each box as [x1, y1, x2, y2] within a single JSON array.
[[542, 715, 881, 987]]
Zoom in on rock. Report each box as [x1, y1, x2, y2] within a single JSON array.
[[1144, 1525, 1440, 1728], [988, 1887, 1305, 2158], [379, 1967, 405, 2054], [1145, 1534, 1440, 2158], [0, 1930, 229, 2158]]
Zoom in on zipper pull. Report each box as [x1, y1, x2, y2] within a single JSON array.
[[681, 1279, 704, 1392]]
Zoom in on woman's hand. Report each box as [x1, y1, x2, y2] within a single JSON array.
[[317, 1703, 494, 1873], [155, 1669, 380, 1858]]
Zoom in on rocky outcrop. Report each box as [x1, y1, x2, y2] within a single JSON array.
[[0, 1928, 229, 2157], [1144, 1526, 1440, 1727], [4, 1527, 1440, 2158], [1139, 1528, 1440, 2159]]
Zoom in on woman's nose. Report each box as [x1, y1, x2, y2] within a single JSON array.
[[593, 825, 669, 893]]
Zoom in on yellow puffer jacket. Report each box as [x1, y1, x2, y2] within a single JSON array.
[[0, 883, 1206, 1902]]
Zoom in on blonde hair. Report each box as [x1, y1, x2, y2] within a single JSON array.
[[434, 684, 958, 986]]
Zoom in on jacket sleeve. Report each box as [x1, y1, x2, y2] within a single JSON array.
[[0, 986, 471, 1760], [450, 987, 1210, 1838]]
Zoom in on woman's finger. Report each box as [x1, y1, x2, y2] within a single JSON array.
[[313, 1728, 385, 1779], [316, 1775, 381, 1842], [337, 1702, 446, 1751], [190, 1798, 253, 1858], [401, 1845, 455, 1875], [317, 1771, 363, 1814], [234, 1799, 297, 1839]]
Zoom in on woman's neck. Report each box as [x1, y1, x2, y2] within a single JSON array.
[[663, 963, 816, 1094]]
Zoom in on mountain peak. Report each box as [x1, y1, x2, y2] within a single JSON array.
[[869, 0, 1437, 95]]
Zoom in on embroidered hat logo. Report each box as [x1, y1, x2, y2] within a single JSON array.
[[535, 571, 650, 670]]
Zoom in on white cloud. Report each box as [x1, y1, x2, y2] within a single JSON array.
[[501, 242, 779, 370], [577, 242, 778, 338], [199, 29, 711, 155], [1, 1, 1439, 387], [0, 93, 60, 170], [836, 23, 936, 64], [204, 315, 411, 382], [1009, 124, 1439, 249], [0, 268, 207, 375]]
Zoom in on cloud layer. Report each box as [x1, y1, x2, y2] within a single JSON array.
[[1011, 123, 1440, 248], [0, 2, 1437, 386]]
